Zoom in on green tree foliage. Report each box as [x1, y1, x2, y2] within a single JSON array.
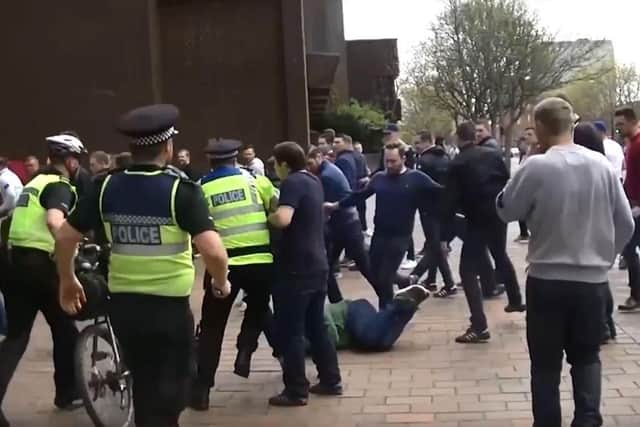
[[400, 83, 454, 138], [406, 0, 609, 143], [312, 100, 386, 152]]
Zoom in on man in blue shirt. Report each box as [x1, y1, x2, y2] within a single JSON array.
[[307, 148, 373, 303], [326, 143, 442, 309]]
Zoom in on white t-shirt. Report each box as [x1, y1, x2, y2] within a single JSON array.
[[247, 157, 265, 176], [603, 138, 624, 181], [0, 167, 24, 216]]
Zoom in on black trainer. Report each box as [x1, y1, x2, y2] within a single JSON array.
[[455, 328, 490, 344], [618, 296, 640, 312], [434, 286, 457, 298], [54, 393, 82, 411], [504, 303, 526, 313], [483, 284, 506, 299], [268, 393, 308, 407], [234, 350, 252, 379], [309, 383, 343, 396], [0, 408, 9, 427], [394, 285, 430, 307], [189, 384, 210, 411]]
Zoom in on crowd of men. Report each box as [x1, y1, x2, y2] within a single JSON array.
[[0, 97, 638, 427]]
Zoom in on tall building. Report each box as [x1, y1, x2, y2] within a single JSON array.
[[0, 0, 350, 166]]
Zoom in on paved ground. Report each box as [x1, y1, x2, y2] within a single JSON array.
[[3, 220, 640, 426]]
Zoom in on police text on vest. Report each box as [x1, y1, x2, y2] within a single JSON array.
[[112, 224, 162, 245]]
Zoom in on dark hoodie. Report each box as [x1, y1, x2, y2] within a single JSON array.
[[478, 136, 500, 151], [417, 145, 450, 185]]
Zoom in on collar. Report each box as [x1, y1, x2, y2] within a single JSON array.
[[201, 165, 242, 184]]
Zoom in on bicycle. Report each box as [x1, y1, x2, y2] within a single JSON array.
[[73, 241, 134, 427]]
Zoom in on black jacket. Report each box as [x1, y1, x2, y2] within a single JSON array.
[[416, 145, 450, 185], [442, 142, 509, 225], [478, 136, 500, 150]]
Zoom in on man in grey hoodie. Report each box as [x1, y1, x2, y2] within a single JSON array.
[[496, 97, 634, 427]]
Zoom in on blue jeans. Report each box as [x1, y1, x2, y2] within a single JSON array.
[[345, 299, 416, 351], [272, 274, 341, 399]]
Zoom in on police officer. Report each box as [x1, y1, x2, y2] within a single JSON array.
[[0, 134, 86, 426], [190, 138, 278, 410], [55, 104, 230, 427]]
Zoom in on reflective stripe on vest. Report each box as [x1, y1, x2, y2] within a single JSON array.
[[100, 171, 194, 297], [8, 174, 75, 254], [201, 172, 272, 266]]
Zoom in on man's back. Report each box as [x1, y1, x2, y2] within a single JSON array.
[[335, 151, 358, 190], [498, 144, 633, 283]]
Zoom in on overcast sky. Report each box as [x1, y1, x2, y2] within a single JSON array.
[[343, 0, 639, 72]]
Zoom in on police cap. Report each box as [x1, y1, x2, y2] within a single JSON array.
[[116, 104, 180, 146], [204, 138, 242, 160]]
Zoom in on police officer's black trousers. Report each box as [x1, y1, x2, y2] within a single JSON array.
[[0, 248, 78, 406], [196, 263, 275, 388], [110, 294, 193, 427]]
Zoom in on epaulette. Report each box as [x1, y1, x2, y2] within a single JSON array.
[[163, 165, 191, 181]]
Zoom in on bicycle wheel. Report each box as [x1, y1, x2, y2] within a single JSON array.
[[74, 324, 134, 427]]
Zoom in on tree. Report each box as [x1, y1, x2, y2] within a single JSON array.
[[399, 83, 454, 138], [616, 64, 640, 106], [406, 0, 609, 149]]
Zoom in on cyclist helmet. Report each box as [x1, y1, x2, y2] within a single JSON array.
[[45, 134, 87, 157]]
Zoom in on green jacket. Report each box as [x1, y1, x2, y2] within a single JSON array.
[[325, 300, 351, 350]]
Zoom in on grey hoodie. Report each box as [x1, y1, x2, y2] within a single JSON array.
[[497, 143, 634, 283]]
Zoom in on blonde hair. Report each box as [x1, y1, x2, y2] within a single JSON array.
[[534, 97, 575, 137]]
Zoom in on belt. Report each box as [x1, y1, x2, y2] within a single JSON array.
[[227, 244, 272, 258]]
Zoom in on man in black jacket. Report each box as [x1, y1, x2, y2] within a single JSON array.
[[411, 131, 454, 291], [443, 122, 525, 344]]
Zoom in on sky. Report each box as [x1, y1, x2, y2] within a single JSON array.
[[343, 0, 639, 73]]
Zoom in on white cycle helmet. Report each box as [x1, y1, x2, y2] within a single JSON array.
[[45, 134, 87, 157]]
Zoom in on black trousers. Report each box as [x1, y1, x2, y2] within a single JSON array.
[[196, 263, 275, 388], [273, 275, 341, 399], [411, 215, 454, 287], [356, 200, 367, 231], [526, 276, 605, 427], [0, 247, 78, 405], [326, 220, 374, 303], [622, 216, 640, 301], [460, 219, 522, 332], [370, 233, 411, 309], [110, 294, 193, 427], [518, 220, 529, 238]]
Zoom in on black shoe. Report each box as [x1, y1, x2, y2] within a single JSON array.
[[419, 281, 438, 292], [268, 393, 307, 407], [394, 285, 430, 307], [434, 286, 457, 298], [483, 284, 506, 299], [455, 328, 490, 344], [309, 383, 343, 396], [189, 385, 210, 411], [504, 303, 526, 313], [234, 350, 252, 379], [0, 408, 9, 427], [54, 393, 82, 411], [618, 297, 640, 312], [619, 257, 627, 270]]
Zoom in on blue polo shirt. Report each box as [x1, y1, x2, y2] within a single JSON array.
[[318, 160, 359, 228]]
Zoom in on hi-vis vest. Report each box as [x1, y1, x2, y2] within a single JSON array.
[[200, 169, 272, 266], [9, 174, 76, 254], [100, 169, 193, 297]]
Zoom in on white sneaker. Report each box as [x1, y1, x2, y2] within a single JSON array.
[[364, 229, 373, 237], [400, 259, 417, 270]]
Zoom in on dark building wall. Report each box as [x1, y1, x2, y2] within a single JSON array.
[[158, 0, 288, 163], [1, 0, 309, 168], [0, 1, 155, 161], [347, 39, 401, 118], [303, 0, 348, 103]]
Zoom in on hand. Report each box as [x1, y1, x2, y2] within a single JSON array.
[[323, 202, 338, 212], [210, 278, 232, 299], [440, 242, 451, 257], [632, 206, 640, 218], [59, 275, 86, 316]]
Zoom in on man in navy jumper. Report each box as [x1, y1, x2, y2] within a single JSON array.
[[325, 142, 442, 309], [307, 148, 373, 303]]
